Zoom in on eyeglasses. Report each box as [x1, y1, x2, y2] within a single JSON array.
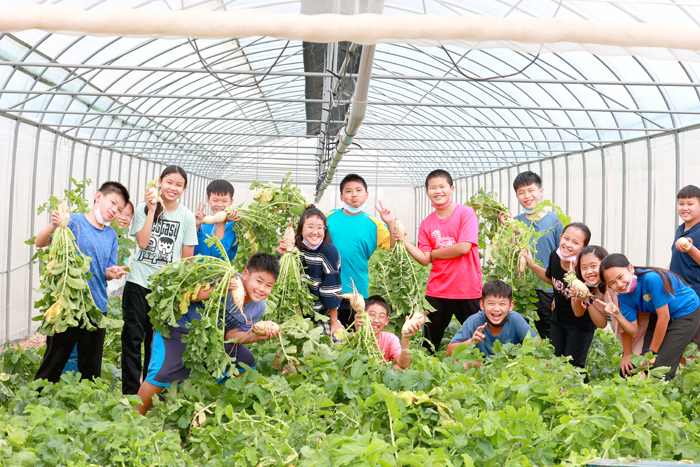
[[366, 312, 387, 320]]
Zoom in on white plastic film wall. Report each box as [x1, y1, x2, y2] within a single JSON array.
[[415, 127, 700, 271], [0, 114, 211, 343]]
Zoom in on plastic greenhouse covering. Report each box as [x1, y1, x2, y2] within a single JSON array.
[[1, 0, 700, 342]]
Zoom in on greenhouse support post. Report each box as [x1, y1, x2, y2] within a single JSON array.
[[646, 138, 652, 266], [621, 143, 626, 255], [5, 120, 20, 342], [28, 125, 41, 333]]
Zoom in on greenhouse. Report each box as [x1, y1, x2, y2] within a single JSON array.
[[2, 0, 700, 465]]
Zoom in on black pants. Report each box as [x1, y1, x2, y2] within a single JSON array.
[[549, 320, 595, 381], [644, 305, 700, 380], [337, 298, 355, 329], [533, 290, 554, 339], [121, 281, 153, 395], [35, 326, 106, 383], [423, 296, 480, 353]]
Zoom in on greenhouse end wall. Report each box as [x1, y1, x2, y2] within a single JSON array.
[[415, 127, 700, 271], [0, 114, 212, 343]]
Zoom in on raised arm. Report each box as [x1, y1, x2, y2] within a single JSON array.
[[35, 211, 61, 248], [522, 249, 552, 285]]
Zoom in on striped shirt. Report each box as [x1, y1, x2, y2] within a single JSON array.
[[299, 242, 342, 316]]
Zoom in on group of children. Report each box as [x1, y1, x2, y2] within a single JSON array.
[[31, 165, 700, 413]]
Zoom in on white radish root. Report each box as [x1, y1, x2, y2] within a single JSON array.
[[394, 218, 406, 239], [231, 275, 245, 311], [516, 249, 529, 280], [146, 179, 166, 211], [402, 311, 426, 335], [564, 271, 592, 299], [203, 211, 227, 225], [251, 320, 280, 336], [677, 237, 691, 248], [282, 222, 296, 253], [336, 279, 365, 313], [57, 200, 70, 228]]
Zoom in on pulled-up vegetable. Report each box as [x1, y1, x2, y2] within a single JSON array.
[[565, 271, 592, 300]]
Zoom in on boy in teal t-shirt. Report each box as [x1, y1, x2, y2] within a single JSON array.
[[326, 174, 394, 327], [194, 180, 239, 262]]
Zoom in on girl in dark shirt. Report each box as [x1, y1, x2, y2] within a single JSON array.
[[524, 222, 594, 379]]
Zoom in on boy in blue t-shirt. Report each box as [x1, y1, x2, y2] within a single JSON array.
[[136, 253, 279, 415], [669, 184, 700, 346], [447, 280, 537, 358], [194, 180, 239, 262], [505, 171, 563, 339], [34, 182, 130, 383], [326, 174, 395, 327]]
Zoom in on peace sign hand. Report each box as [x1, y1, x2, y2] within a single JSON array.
[[374, 200, 395, 224], [471, 323, 487, 345], [195, 202, 206, 229], [595, 290, 620, 318]]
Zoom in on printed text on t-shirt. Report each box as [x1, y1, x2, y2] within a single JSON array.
[[431, 230, 456, 249], [552, 277, 575, 299]]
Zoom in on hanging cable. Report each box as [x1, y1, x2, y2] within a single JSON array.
[[188, 38, 290, 88]]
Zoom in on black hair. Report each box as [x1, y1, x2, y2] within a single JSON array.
[[339, 174, 367, 192], [207, 179, 235, 198], [513, 171, 542, 192], [424, 169, 453, 189], [677, 184, 700, 202], [97, 181, 130, 205], [481, 280, 513, 301], [144, 165, 188, 222], [575, 245, 609, 293], [124, 200, 134, 212], [599, 253, 688, 298], [296, 205, 332, 250], [246, 252, 280, 280], [365, 295, 391, 317], [562, 222, 591, 247]]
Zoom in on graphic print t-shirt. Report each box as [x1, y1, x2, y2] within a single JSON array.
[[417, 204, 482, 299], [127, 202, 198, 289], [545, 250, 596, 331]]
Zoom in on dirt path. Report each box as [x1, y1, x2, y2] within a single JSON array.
[[2, 333, 46, 351]]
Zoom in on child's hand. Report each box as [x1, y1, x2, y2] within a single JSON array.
[[275, 240, 287, 255], [471, 323, 487, 345], [145, 189, 158, 211], [194, 202, 205, 229], [402, 315, 422, 338], [107, 266, 129, 280], [595, 290, 620, 318], [374, 201, 394, 224], [228, 276, 239, 291], [50, 211, 61, 229], [676, 237, 693, 253], [521, 248, 534, 267], [257, 329, 280, 340], [227, 208, 241, 223], [620, 353, 635, 376], [330, 320, 345, 336]]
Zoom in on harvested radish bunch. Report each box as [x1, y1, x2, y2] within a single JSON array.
[[147, 235, 242, 379], [145, 179, 165, 211], [252, 320, 280, 336], [203, 206, 236, 225], [394, 218, 406, 239], [517, 249, 529, 280], [677, 237, 691, 249], [337, 283, 366, 314], [565, 271, 592, 299], [33, 200, 104, 336], [266, 227, 316, 322], [403, 310, 427, 336]]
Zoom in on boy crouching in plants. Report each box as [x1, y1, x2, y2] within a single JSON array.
[[447, 280, 537, 362], [136, 253, 280, 415], [354, 295, 423, 370]]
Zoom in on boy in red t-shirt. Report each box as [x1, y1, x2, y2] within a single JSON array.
[[401, 169, 482, 353]]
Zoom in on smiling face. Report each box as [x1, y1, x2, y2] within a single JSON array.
[[678, 197, 700, 226], [340, 181, 369, 209], [559, 227, 588, 258], [365, 303, 390, 336], [515, 183, 543, 212], [207, 192, 233, 214], [117, 203, 134, 228], [602, 265, 635, 294], [96, 192, 126, 222], [425, 175, 454, 207], [579, 252, 603, 286], [480, 294, 514, 327], [241, 269, 277, 303], [159, 172, 187, 202], [301, 214, 325, 247]]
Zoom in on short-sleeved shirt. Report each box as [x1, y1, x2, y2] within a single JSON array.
[[127, 202, 198, 289], [173, 286, 264, 332], [418, 204, 482, 299], [194, 222, 238, 263], [451, 310, 537, 357], [514, 211, 563, 291], [65, 214, 118, 313], [546, 250, 596, 331], [378, 331, 402, 363], [670, 222, 700, 299], [326, 209, 390, 297], [617, 269, 699, 322], [299, 242, 342, 316]]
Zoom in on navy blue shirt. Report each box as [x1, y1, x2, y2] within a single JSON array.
[[194, 222, 237, 263], [514, 211, 563, 291], [618, 269, 699, 322], [299, 242, 342, 316], [451, 310, 537, 357], [669, 222, 700, 300], [65, 214, 118, 313]]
